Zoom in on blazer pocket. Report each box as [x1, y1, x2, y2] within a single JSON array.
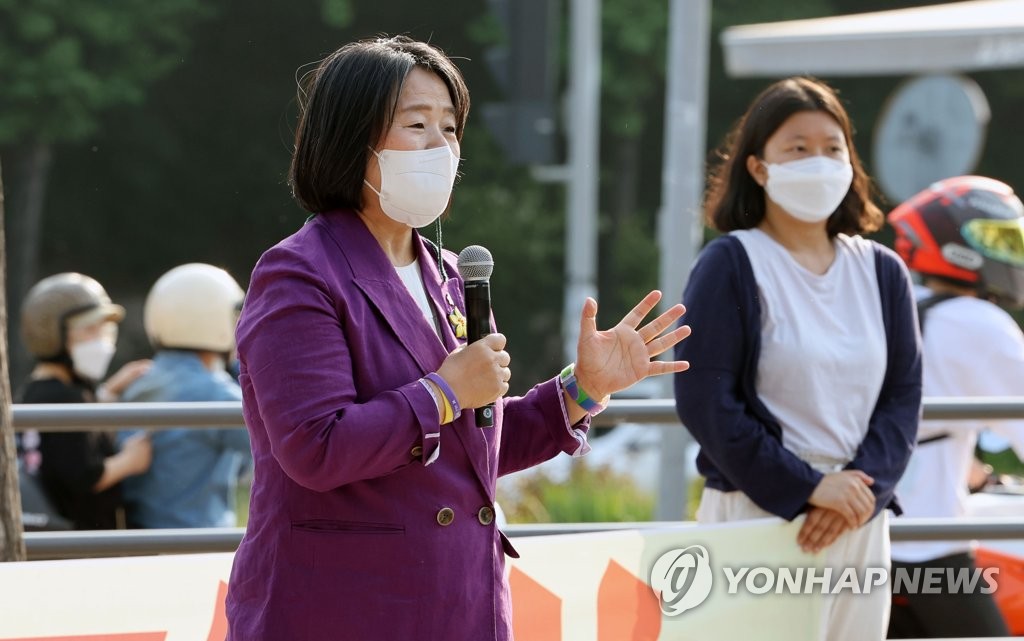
[[289, 519, 410, 577], [291, 519, 405, 534]]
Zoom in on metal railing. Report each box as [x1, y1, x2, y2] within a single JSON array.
[[12, 397, 1024, 560], [12, 397, 1024, 431], [21, 518, 1024, 561]]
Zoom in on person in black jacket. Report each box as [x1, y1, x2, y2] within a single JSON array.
[[18, 273, 153, 530]]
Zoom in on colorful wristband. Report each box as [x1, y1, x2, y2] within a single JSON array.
[[425, 372, 462, 421], [559, 363, 607, 416]]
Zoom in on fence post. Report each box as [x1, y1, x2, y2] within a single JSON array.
[[0, 158, 27, 562]]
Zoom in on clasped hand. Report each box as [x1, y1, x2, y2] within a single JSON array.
[[798, 470, 876, 554]]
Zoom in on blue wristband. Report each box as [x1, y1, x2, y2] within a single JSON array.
[[425, 372, 462, 420], [559, 363, 606, 416]]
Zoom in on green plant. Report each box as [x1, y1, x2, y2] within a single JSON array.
[[236, 480, 250, 528], [687, 475, 705, 521], [499, 463, 654, 523], [979, 447, 1024, 477]]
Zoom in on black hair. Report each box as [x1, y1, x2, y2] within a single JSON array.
[[706, 76, 882, 236], [289, 35, 470, 214]]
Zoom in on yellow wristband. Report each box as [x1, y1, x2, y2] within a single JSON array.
[[440, 390, 454, 424]]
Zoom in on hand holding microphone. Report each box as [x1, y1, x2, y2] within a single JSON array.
[[433, 245, 509, 428], [436, 333, 510, 421]]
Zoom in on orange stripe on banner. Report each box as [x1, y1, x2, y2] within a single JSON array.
[[509, 566, 562, 641], [597, 560, 661, 641], [3, 630, 165, 634], [205, 581, 229, 641], [976, 546, 1024, 635]]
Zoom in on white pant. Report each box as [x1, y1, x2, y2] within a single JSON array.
[[697, 487, 891, 641]]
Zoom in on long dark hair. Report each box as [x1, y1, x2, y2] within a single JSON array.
[[705, 76, 882, 236], [289, 35, 470, 214]]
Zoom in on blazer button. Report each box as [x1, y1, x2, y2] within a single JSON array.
[[436, 507, 455, 526], [477, 506, 495, 526], [410, 445, 423, 458]]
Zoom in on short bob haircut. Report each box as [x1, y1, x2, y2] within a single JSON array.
[[289, 35, 470, 214], [705, 76, 882, 236]]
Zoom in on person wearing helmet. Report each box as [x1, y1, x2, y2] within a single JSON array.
[[118, 263, 251, 529], [887, 175, 1024, 637], [17, 273, 153, 530]]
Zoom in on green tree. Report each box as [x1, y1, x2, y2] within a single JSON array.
[[33, 0, 571, 391], [596, 1, 668, 322], [0, 0, 216, 379], [593, 0, 838, 325], [18, 0, 1022, 398]]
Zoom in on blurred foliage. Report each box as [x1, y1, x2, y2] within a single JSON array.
[[979, 447, 1024, 478], [16, 0, 572, 389], [0, 0, 217, 145], [4, 0, 1024, 390], [236, 480, 250, 528], [499, 463, 655, 523], [688, 475, 705, 521], [592, 2, 668, 326], [320, 0, 353, 29], [599, 1, 668, 140], [6, 0, 1024, 524], [443, 130, 566, 384]]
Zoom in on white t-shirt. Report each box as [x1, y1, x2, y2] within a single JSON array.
[[396, 260, 440, 336], [892, 292, 1024, 562], [733, 229, 888, 464]]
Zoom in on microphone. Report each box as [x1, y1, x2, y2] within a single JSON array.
[[457, 245, 495, 428]]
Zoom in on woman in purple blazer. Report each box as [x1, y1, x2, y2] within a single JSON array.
[[225, 35, 691, 641]]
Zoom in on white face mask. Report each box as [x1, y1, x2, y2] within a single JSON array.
[[364, 145, 460, 228], [70, 338, 116, 382], [763, 156, 854, 223]]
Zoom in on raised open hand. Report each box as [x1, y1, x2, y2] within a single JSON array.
[[574, 291, 691, 401]]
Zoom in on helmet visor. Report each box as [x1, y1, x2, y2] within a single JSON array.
[[962, 217, 1024, 267]]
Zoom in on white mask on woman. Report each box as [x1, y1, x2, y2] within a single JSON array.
[[763, 156, 854, 223], [364, 145, 460, 228], [70, 338, 116, 382]]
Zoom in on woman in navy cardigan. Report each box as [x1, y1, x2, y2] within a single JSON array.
[[674, 77, 921, 641]]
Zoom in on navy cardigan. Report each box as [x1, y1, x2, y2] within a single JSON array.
[[674, 235, 922, 521]]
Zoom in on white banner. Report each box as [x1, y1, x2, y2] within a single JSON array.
[[507, 519, 822, 641], [0, 553, 232, 641], [0, 519, 822, 641]]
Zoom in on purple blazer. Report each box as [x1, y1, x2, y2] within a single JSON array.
[[226, 211, 588, 641]]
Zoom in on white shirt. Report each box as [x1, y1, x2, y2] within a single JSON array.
[[397, 258, 590, 460], [395, 260, 440, 336], [893, 293, 1024, 562], [733, 229, 888, 464]]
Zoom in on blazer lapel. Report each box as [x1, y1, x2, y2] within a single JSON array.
[[318, 213, 447, 373], [318, 212, 493, 496], [418, 238, 495, 497], [418, 240, 463, 353]]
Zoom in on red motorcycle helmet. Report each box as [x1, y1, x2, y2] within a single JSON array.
[[888, 175, 1024, 308]]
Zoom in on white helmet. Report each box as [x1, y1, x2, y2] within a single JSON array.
[[144, 263, 244, 353]]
